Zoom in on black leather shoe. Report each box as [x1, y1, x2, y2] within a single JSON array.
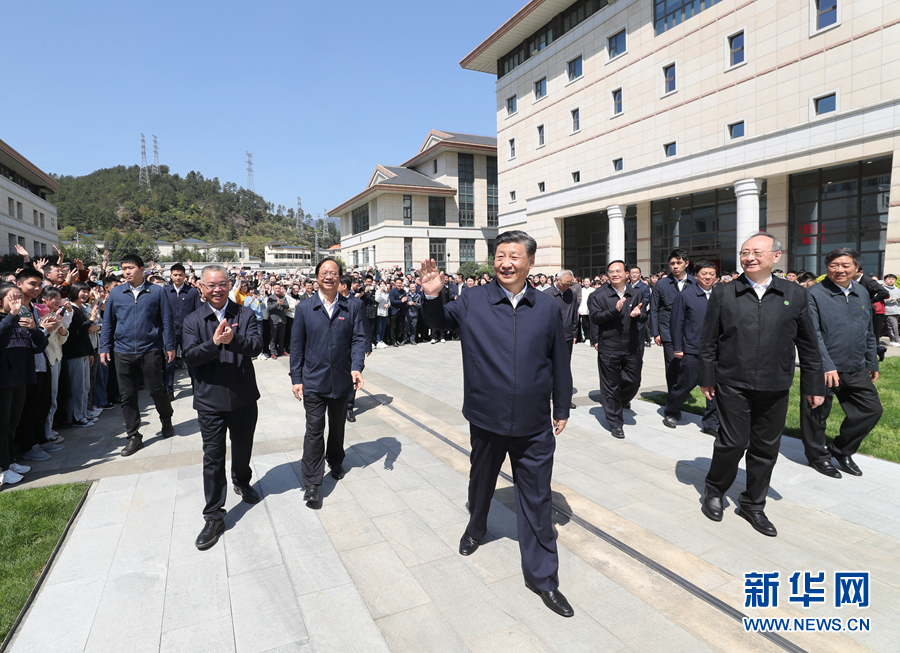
[[303, 484, 319, 502], [121, 436, 143, 457], [234, 484, 262, 503], [346, 410, 356, 423], [738, 507, 777, 537], [610, 427, 624, 439], [459, 534, 479, 556], [161, 419, 175, 439], [331, 465, 345, 480], [195, 519, 225, 550], [701, 427, 720, 437], [662, 416, 678, 429], [829, 445, 862, 476], [701, 492, 723, 521], [810, 460, 842, 479], [623, 402, 631, 410], [525, 581, 574, 618], [168, 392, 175, 402], [569, 402, 577, 409]]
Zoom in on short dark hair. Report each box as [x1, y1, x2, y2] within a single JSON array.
[[340, 275, 353, 288], [16, 267, 43, 283], [606, 260, 626, 271], [495, 230, 537, 258], [170, 263, 186, 274], [885, 273, 897, 281], [824, 248, 860, 268], [787, 270, 798, 276], [797, 272, 817, 284], [668, 248, 689, 262], [629, 266, 642, 274], [40, 286, 62, 301], [121, 254, 145, 268], [69, 281, 91, 297], [692, 259, 718, 274], [315, 257, 343, 277]]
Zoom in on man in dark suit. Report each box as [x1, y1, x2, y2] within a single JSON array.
[[388, 277, 407, 346], [629, 266, 652, 347], [699, 233, 825, 537], [589, 260, 647, 438], [183, 265, 262, 550], [341, 275, 372, 424], [651, 249, 695, 406], [290, 258, 367, 503], [663, 260, 720, 435], [545, 270, 579, 410], [164, 263, 201, 399], [421, 230, 574, 618]]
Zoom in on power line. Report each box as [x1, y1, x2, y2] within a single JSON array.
[[152, 135, 160, 175], [245, 151, 255, 192], [139, 134, 150, 191]]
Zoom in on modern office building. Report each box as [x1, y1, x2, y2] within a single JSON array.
[[460, 0, 899, 277], [333, 130, 499, 273], [1, 138, 60, 258]]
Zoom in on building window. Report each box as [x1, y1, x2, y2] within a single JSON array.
[[664, 142, 677, 157], [663, 63, 677, 94], [430, 238, 447, 272], [815, 0, 838, 31], [429, 196, 446, 226], [537, 125, 545, 148], [458, 153, 474, 227], [564, 206, 638, 278], [655, 0, 722, 35], [33, 210, 38, 226], [433, 160, 438, 174], [572, 171, 581, 184], [6, 198, 12, 216], [814, 93, 837, 115], [403, 195, 412, 225], [728, 31, 744, 67], [571, 108, 580, 132], [613, 158, 623, 172], [507, 95, 517, 116], [487, 156, 498, 227], [729, 121, 745, 139], [39, 213, 45, 229], [538, 181, 546, 193], [352, 204, 369, 235], [509, 138, 516, 159], [404, 238, 413, 271], [608, 29, 626, 59], [534, 77, 547, 100], [459, 239, 475, 263], [352, 250, 359, 267], [612, 88, 623, 115], [16, 202, 23, 220], [510, 190, 517, 202], [567, 56, 583, 82], [362, 248, 369, 267]]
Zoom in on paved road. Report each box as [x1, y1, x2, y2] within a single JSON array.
[[6, 342, 898, 653]]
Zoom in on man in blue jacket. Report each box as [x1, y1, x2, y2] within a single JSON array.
[[290, 258, 366, 503], [800, 248, 882, 478], [164, 263, 201, 399], [183, 265, 262, 550], [99, 254, 175, 457], [421, 230, 574, 618], [663, 260, 719, 435]]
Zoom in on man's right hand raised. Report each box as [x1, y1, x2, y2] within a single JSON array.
[[418, 259, 445, 296]]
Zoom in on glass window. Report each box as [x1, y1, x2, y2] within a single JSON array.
[[729, 121, 745, 138], [572, 171, 581, 183], [403, 195, 412, 225], [459, 239, 475, 263], [352, 204, 369, 235], [564, 206, 638, 278], [433, 159, 438, 174], [428, 196, 446, 226], [571, 108, 580, 132], [608, 29, 627, 58], [404, 238, 413, 271], [612, 88, 623, 115], [538, 181, 546, 193], [509, 138, 516, 158], [487, 157, 498, 227], [663, 63, 676, 93], [537, 125, 545, 147], [568, 56, 583, 82], [664, 142, 677, 157], [613, 158, 623, 172], [534, 77, 547, 100], [430, 238, 446, 272], [510, 190, 517, 202], [815, 93, 836, 115], [507, 95, 517, 115], [729, 32, 744, 66], [655, 0, 722, 35], [817, 0, 838, 30]]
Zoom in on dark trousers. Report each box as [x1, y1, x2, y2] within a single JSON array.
[[391, 312, 405, 344], [705, 384, 789, 510], [301, 392, 350, 486], [18, 372, 52, 452], [598, 351, 643, 430], [165, 333, 183, 394], [285, 316, 292, 353], [664, 353, 719, 430], [270, 321, 285, 356], [199, 403, 258, 522], [405, 314, 418, 342], [661, 340, 677, 392], [116, 350, 173, 439], [262, 319, 271, 353], [0, 386, 26, 469], [466, 424, 559, 591], [418, 315, 430, 342], [800, 370, 882, 463], [105, 352, 119, 403]]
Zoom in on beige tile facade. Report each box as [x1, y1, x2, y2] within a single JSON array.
[[462, 0, 900, 276], [1, 139, 59, 258]]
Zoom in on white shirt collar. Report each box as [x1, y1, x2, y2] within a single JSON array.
[[749, 275, 773, 299], [319, 290, 338, 318], [501, 285, 527, 308], [211, 300, 230, 323]]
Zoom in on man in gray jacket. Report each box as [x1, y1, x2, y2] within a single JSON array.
[[800, 248, 883, 478]]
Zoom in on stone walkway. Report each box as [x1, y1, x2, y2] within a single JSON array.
[[5, 342, 899, 653]]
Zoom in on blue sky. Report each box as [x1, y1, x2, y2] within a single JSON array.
[[6, 0, 514, 222]]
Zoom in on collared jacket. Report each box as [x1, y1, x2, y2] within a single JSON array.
[[267, 294, 288, 325], [389, 287, 407, 316], [182, 301, 261, 412], [699, 274, 825, 394], [289, 293, 367, 398], [405, 289, 424, 317], [0, 311, 48, 388], [807, 278, 878, 374], [670, 284, 713, 355], [165, 283, 201, 334], [545, 284, 579, 341], [650, 274, 696, 342], [588, 284, 648, 354], [99, 280, 175, 355], [423, 280, 572, 436]]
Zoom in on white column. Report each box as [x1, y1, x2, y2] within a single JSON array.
[[734, 178, 761, 272], [607, 205, 625, 261]]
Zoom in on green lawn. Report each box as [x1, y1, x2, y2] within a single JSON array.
[[642, 357, 900, 464], [0, 483, 89, 643]]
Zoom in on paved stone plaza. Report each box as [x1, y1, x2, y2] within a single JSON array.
[[5, 342, 899, 653]]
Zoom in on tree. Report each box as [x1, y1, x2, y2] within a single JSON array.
[[60, 240, 102, 265], [164, 246, 206, 263], [104, 229, 160, 264], [211, 248, 237, 263]]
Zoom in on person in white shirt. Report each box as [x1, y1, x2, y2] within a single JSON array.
[[884, 273, 900, 346]]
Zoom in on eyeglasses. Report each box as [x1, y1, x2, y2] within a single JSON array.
[[203, 282, 230, 290], [739, 250, 775, 259], [318, 272, 340, 279]]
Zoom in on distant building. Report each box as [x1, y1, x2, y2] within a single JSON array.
[[1, 137, 59, 258], [265, 241, 313, 267], [332, 130, 499, 273]]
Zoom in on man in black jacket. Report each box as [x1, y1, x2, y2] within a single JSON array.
[[388, 278, 407, 346], [421, 230, 574, 618], [546, 270, 579, 409], [801, 248, 882, 478], [699, 233, 825, 537], [183, 265, 262, 551], [651, 249, 695, 409], [589, 260, 647, 438]]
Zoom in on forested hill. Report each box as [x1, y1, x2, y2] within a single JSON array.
[[50, 164, 339, 257]]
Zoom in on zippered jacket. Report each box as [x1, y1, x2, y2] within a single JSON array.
[[807, 278, 878, 374], [99, 281, 175, 354]]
